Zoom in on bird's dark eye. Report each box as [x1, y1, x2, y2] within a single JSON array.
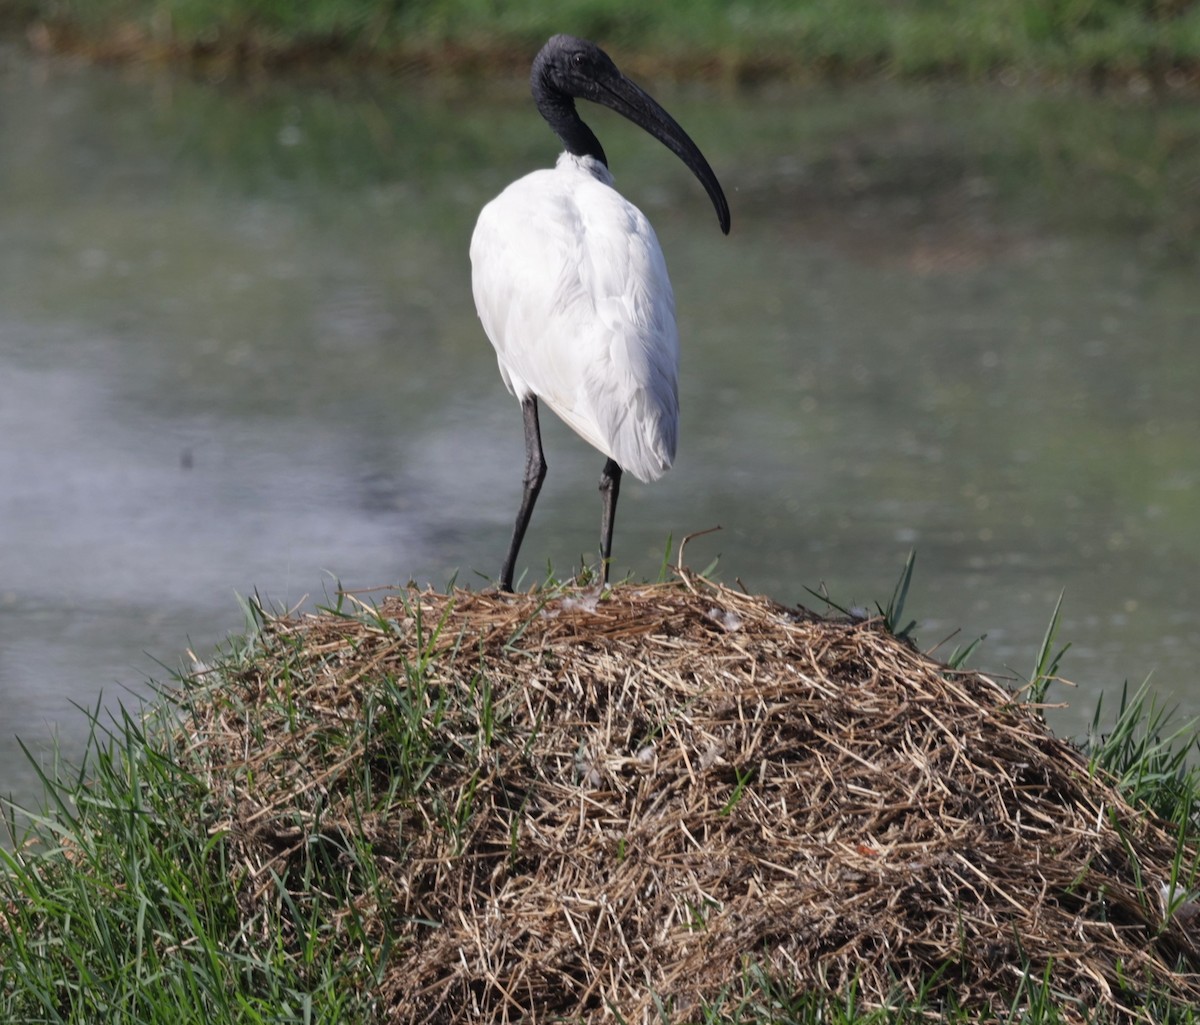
[[572, 52, 584, 66]]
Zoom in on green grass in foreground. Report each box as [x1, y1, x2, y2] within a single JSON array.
[[1, 676, 382, 1023], [28, 0, 1200, 80], [1, 581, 1199, 1023]]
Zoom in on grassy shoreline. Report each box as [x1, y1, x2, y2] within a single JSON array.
[[3, 576, 1199, 1022], [18, 0, 1200, 87]]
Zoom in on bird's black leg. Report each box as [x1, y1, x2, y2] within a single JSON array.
[[598, 457, 623, 586], [500, 397, 547, 592]]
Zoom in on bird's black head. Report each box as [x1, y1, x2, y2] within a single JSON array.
[[529, 34, 731, 235], [532, 34, 622, 106], [529, 35, 618, 165]]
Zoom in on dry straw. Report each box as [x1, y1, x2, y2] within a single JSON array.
[[179, 574, 1200, 1022]]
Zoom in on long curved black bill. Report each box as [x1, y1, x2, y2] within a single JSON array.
[[594, 73, 731, 235]]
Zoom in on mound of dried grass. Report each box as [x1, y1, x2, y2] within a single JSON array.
[[181, 576, 1200, 1022]]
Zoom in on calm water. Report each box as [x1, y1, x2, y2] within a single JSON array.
[[2, 43, 1198, 815]]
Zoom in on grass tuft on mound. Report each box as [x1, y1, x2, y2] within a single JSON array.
[[3, 573, 1200, 1023]]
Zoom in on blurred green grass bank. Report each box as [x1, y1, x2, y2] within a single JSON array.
[[16, 0, 1200, 85]]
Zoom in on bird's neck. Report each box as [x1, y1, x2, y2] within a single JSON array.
[[534, 89, 608, 167]]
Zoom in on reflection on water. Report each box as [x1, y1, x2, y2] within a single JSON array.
[[1, 42, 1198, 814]]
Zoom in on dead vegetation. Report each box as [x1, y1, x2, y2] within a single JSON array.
[[176, 575, 1200, 1022]]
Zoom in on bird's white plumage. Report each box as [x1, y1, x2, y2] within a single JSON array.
[[470, 152, 679, 483]]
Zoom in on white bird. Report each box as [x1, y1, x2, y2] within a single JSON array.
[[471, 34, 730, 592]]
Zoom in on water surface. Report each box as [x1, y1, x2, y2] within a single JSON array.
[[2, 44, 1198, 815]]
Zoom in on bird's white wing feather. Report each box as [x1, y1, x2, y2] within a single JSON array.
[[470, 154, 679, 483]]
